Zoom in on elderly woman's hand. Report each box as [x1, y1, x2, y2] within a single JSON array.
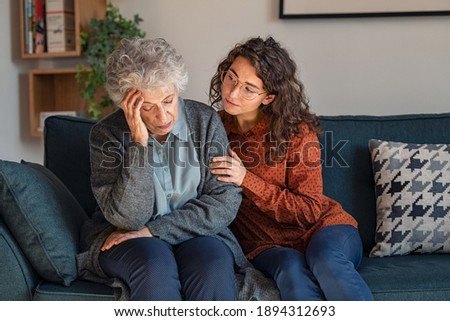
[[121, 89, 149, 146], [209, 149, 246, 186], [101, 226, 153, 251]]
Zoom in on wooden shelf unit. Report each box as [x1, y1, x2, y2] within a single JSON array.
[[28, 68, 88, 137], [20, 0, 106, 58], [21, 0, 107, 137]]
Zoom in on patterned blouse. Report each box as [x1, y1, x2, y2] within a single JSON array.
[[221, 112, 358, 259]]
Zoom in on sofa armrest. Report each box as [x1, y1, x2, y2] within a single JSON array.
[[0, 218, 40, 300]]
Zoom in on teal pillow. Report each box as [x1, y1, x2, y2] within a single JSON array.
[[0, 160, 88, 286]]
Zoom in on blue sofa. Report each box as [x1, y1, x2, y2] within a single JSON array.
[[1, 112, 449, 300]]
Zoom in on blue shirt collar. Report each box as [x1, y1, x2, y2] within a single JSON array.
[[170, 97, 189, 142]]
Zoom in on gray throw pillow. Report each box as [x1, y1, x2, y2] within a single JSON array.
[[368, 139, 450, 257], [0, 160, 88, 285]]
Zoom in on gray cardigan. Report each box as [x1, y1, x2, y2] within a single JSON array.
[[77, 99, 279, 300]]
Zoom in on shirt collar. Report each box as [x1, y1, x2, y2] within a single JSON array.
[[170, 97, 189, 142], [221, 110, 269, 137]]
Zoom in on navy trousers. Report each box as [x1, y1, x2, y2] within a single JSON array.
[[252, 225, 374, 300], [99, 236, 237, 300]]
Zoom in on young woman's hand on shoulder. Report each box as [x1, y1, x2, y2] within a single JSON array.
[[209, 149, 246, 186]]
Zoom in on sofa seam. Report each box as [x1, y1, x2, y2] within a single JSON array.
[[34, 283, 114, 299]]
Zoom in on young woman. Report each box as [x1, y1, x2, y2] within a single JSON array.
[[209, 36, 373, 301]]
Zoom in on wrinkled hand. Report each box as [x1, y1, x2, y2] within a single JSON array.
[[101, 226, 153, 251], [121, 89, 148, 146], [209, 149, 246, 186]]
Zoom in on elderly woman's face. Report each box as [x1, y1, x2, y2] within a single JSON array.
[[140, 87, 179, 140]]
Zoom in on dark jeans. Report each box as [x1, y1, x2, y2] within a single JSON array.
[[252, 225, 374, 300], [99, 236, 237, 300]]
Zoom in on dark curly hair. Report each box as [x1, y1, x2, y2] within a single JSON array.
[[209, 36, 320, 163]]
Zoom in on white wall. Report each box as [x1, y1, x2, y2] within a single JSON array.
[[1, 0, 42, 163], [2, 0, 450, 164]]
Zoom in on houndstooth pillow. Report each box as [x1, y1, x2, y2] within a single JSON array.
[[368, 139, 450, 257]]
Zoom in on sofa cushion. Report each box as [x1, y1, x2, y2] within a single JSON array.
[[44, 116, 97, 216], [368, 139, 450, 257], [318, 113, 450, 252], [359, 254, 450, 300], [0, 160, 88, 286]]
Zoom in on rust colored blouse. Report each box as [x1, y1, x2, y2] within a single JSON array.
[[221, 112, 358, 259]]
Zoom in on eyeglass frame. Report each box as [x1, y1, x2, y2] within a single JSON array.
[[221, 70, 267, 101]]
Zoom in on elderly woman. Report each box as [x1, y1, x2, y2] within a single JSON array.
[[76, 38, 276, 301]]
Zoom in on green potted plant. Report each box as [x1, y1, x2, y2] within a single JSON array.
[[76, 3, 146, 119]]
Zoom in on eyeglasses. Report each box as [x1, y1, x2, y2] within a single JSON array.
[[221, 70, 266, 101]]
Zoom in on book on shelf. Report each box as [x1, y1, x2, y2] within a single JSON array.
[[23, 0, 76, 54], [34, 0, 46, 53], [45, 0, 75, 53], [24, 0, 34, 54], [38, 111, 77, 132]]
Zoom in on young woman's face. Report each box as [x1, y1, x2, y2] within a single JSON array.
[[140, 87, 179, 140], [221, 56, 273, 120]]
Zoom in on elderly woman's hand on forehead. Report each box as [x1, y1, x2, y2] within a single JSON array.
[[121, 88, 149, 146]]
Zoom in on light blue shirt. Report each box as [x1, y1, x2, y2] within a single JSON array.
[[149, 98, 201, 217]]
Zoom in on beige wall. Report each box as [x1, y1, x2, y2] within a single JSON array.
[[2, 0, 450, 163]]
